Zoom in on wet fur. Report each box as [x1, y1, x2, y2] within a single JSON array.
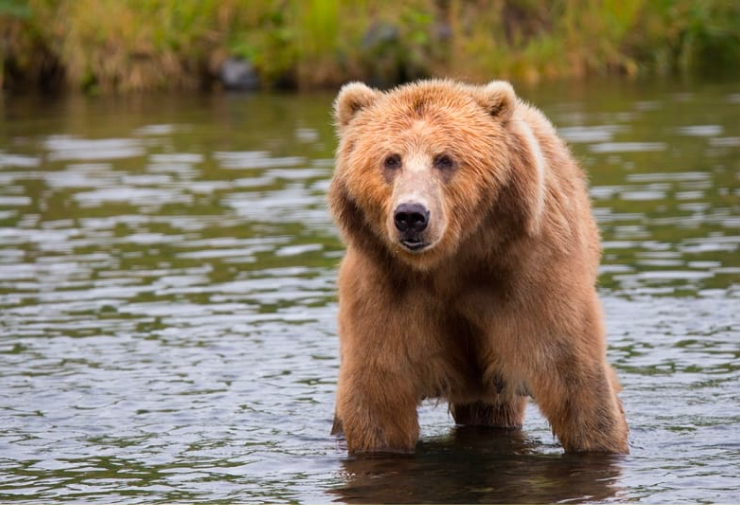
[[328, 79, 628, 454]]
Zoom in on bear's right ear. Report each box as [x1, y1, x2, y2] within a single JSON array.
[[472, 80, 516, 122], [334, 82, 379, 129]]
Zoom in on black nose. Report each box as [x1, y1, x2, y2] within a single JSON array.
[[394, 203, 429, 233]]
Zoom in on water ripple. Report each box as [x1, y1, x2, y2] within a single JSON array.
[[0, 83, 739, 503]]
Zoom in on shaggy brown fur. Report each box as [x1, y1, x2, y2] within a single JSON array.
[[328, 79, 628, 454]]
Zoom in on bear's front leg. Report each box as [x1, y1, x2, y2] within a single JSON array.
[[531, 359, 628, 453], [334, 364, 419, 453], [331, 252, 431, 454], [525, 327, 628, 453], [509, 289, 629, 454]]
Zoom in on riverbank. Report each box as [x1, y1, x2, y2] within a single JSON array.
[[1, 0, 739, 93]]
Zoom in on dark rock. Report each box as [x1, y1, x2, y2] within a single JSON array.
[[219, 57, 260, 91], [435, 21, 453, 41], [362, 22, 400, 50]]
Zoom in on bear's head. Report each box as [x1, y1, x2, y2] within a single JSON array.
[[329, 80, 536, 271]]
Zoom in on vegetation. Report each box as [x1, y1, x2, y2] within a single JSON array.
[[1, 0, 739, 93]]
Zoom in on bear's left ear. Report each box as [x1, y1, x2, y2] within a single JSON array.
[[334, 82, 379, 129], [472, 80, 516, 121]]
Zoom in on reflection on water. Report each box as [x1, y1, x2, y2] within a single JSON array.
[[334, 428, 624, 504], [0, 79, 739, 503]]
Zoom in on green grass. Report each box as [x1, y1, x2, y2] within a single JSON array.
[[1, 0, 739, 92]]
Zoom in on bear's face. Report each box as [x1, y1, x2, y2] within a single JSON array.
[[330, 80, 517, 270]]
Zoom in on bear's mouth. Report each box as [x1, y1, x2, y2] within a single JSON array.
[[400, 239, 428, 252]]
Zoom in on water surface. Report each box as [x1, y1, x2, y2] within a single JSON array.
[[1, 79, 739, 503]]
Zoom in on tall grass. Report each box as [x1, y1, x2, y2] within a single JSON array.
[[1, 0, 739, 93]]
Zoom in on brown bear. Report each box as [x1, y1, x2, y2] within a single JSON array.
[[327, 79, 628, 454]]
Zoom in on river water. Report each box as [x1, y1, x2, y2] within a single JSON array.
[[0, 79, 738, 503]]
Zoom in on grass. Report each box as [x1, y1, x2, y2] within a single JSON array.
[[1, 0, 739, 93]]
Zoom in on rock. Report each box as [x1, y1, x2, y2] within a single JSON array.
[[219, 58, 260, 91]]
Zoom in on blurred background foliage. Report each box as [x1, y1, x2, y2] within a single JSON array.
[[1, 0, 739, 93]]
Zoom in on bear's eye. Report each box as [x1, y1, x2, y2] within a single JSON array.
[[384, 154, 402, 170], [433, 154, 455, 171]]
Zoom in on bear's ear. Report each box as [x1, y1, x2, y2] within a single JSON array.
[[472, 80, 516, 121], [334, 82, 379, 128]]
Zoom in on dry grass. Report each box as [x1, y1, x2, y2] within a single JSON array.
[[1, 0, 738, 93]]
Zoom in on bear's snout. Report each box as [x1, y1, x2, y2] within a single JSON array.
[[393, 202, 430, 251], [394, 203, 429, 233]]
